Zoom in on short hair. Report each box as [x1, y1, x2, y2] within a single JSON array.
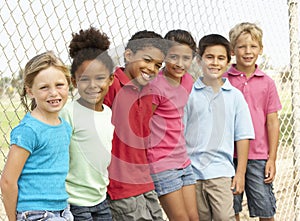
[[125, 30, 167, 55], [198, 34, 231, 63], [164, 29, 197, 56], [229, 22, 263, 49]]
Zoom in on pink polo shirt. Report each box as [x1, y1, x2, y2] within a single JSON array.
[[147, 71, 194, 173], [224, 65, 282, 159]]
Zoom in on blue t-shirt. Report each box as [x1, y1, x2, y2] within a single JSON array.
[[10, 113, 72, 211]]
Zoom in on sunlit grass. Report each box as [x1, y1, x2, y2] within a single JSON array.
[[0, 96, 24, 171]]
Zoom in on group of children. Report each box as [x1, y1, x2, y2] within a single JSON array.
[[0, 22, 281, 221]]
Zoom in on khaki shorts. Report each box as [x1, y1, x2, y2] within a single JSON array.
[[196, 177, 235, 221], [108, 190, 164, 221]]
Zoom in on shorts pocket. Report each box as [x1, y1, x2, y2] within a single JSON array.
[[17, 211, 48, 221], [109, 196, 137, 215]]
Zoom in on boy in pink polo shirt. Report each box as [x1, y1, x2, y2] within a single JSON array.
[[223, 22, 282, 221]]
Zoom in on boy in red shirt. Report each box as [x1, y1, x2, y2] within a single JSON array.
[[104, 30, 166, 221]]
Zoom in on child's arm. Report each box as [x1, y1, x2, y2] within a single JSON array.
[[231, 139, 249, 195], [264, 112, 280, 184], [0, 145, 30, 221], [103, 79, 119, 108], [152, 104, 158, 112]]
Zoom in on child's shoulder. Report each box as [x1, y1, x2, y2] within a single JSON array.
[[182, 73, 195, 92], [223, 79, 245, 99], [183, 72, 194, 83], [112, 67, 131, 87], [11, 114, 38, 137]]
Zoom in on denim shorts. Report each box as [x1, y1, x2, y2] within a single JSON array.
[[17, 206, 73, 221], [233, 159, 276, 218], [151, 164, 196, 197], [70, 199, 111, 221]]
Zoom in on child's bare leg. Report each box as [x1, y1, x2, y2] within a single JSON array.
[[182, 184, 199, 221], [159, 189, 189, 221]]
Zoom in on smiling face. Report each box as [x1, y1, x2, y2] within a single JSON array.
[[27, 66, 69, 115], [164, 44, 193, 83], [124, 46, 164, 87], [232, 32, 263, 73], [200, 44, 229, 84], [73, 60, 113, 111]]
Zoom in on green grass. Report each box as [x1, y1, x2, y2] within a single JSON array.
[[0, 97, 24, 170]]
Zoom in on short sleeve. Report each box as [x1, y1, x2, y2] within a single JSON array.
[[151, 83, 164, 106], [267, 80, 282, 113], [10, 125, 37, 153], [104, 78, 120, 108], [234, 91, 255, 141]]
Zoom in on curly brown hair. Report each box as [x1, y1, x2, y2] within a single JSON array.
[[69, 27, 114, 77]]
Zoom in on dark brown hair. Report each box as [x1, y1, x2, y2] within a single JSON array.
[[69, 27, 114, 77]]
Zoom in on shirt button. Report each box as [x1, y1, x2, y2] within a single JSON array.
[[245, 82, 248, 85], [240, 74, 243, 77]]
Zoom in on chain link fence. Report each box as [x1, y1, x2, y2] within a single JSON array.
[[0, 0, 299, 220]]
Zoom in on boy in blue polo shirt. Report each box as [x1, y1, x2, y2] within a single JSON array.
[[184, 34, 255, 220]]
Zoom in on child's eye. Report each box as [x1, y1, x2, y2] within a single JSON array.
[[144, 58, 151, 63], [79, 77, 89, 81], [184, 56, 192, 61], [57, 83, 65, 87], [96, 76, 106, 81], [169, 55, 177, 60], [155, 63, 162, 69]]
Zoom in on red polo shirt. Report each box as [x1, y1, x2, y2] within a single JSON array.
[[104, 67, 154, 200]]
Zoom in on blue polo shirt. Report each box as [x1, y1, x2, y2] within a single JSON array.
[[183, 78, 255, 180]]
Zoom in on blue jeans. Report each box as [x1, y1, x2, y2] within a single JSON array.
[[70, 199, 112, 221], [17, 206, 73, 221], [233, 159, 276, 218]]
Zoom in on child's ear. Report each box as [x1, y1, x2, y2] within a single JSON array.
[[124, 49, 133, 63], [26, 86, 34, 99], [259, 46, 263, 55], [108, 74, 114, 86], [71, 76, 77, 88]]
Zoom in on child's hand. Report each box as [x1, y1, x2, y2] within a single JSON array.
[[231, 172, 245, 195], [264, 159, 276, 184]]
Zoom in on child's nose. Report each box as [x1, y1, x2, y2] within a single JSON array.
[[176, 58, 184, 68], [147, 63, 155, 72], [49, 88, 58, 96]]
